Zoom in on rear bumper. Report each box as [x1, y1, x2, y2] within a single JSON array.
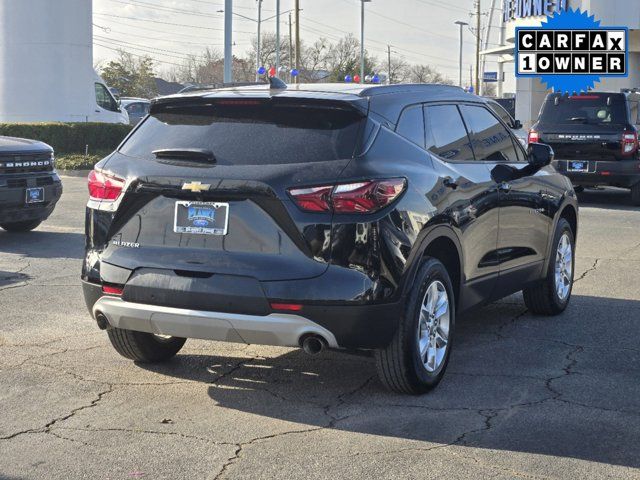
[[82, 278, 403, 349], [552, 159, 640, 188], [92, 295, 339, 348], [0, 174, 62, 223]]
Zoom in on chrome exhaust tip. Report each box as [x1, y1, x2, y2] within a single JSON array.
[[95, 311, 109, 330], [301, 335, 327, 356]]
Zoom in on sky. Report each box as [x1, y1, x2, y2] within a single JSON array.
[[92, 0, 515, 90]]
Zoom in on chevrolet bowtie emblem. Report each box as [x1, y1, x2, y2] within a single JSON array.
[[182, 181, 211, 193]]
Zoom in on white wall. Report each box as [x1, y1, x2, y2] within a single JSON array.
[[0, 0, 95, 123]]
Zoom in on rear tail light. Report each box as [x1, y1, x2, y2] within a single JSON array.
[[288, 179, 406, 214], [88, 169, 125, 201], [622, 131, 638, 156], [528, 130, 540, 144]]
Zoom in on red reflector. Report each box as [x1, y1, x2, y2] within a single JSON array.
[[88, 170, 125, 201], [270, 302, 303, 312], [102, 285, 124, 295], [528, 130, 540, 144], [601, 171, 611, 176]]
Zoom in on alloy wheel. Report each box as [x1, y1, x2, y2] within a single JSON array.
[[418, 280, 450, 373], [555, 232, 573, 301]]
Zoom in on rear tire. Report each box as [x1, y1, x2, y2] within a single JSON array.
[[0, 220, 42, 232], [107, 327, 186, 362], [375, 258, 455, 395], [631, 183, 640, 206], [523, 218, 574, 316]]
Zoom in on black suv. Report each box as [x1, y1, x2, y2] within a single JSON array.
[[0, 136, 62, 232], [531, 91, 640, 204], [82, 83, 578, 394]]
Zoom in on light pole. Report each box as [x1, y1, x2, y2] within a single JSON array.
[[454, 21, 468, 88], [224, 0, 232, 83], [220, 4, 297, 81], [256, 0, 262, 81], [275, 0, 280, 78], [360, 0, 371, 84]]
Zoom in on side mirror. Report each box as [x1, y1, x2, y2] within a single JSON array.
[[527, 143, 554, 169], [513, 119, 523, 129]]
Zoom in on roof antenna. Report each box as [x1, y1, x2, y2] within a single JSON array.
[[268, 76, 287, 90]]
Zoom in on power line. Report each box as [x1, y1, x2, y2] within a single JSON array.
[[94, 16, 228, 41], [95, 37, 195, 60], [93, 12, 254, 34], [105, 0, 256, 23], [94, 42, 185, 67], [301, 17, 459, 68]]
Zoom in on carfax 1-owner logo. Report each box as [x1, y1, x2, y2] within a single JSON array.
[[516, 8, 629, 93]]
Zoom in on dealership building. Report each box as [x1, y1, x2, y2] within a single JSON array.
[[483, 0, 640, 128]]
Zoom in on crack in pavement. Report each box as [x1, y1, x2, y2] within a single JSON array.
[[573, 258, 600, 284], [0, 385, 114, 442], [55, 426, 238, 447], [211, 374, 376, 480]]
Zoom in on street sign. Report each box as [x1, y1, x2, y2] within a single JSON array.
[[483, 71, 503, 82]]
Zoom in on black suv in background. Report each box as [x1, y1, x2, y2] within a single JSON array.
[[82, 82, 578, 394], [530, 92, 640, 204], [0, 136, 62, 232]]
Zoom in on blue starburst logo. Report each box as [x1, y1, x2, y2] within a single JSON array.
[[516, 9, 629, 94]]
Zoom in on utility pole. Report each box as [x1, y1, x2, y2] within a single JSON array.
[[454, 21, 469, 88], [289, 12, 293, 82], [224, 0, 232, 83], [255, 0, 262, 81], [387, 45, 392, 84], [360, 0, 371, 84], [475, 0, 481, 95], [275, 0, 280, 78], [482, 0, 497, 96], [295, 0, 300, 83]]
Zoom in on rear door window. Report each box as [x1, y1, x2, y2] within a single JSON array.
[[424, 104, 474, 161], [459, 105, 519, 162], [396, 105, 425, 147], [120, 101, 365, 165]]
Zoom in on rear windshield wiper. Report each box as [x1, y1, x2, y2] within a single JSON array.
[[152, 148, 216, 163], [568, 117, 590, 123]]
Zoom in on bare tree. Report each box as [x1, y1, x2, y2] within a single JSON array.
[[382, 56, 410, 84], [299, 38, 330, 82], [408, 64, 454, 85]]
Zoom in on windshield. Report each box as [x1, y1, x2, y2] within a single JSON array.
[[119, 102, 365, 165], [539, 95, 628, 126]]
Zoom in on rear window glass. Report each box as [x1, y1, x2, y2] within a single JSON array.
[[539, 95, 628, 126], [120, 102, 364, 165]]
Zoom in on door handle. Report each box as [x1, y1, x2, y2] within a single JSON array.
[[443, 177, 458, 190], [498, 182, 511, 193]]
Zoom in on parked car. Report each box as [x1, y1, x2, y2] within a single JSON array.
[[82, 82, 578, 394], [0, 136, 62, 232], [531, 91, 640, 204], [121, 98, 150, 126], [487, 98, 527, 146]]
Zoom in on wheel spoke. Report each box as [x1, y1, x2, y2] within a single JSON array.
[[434, 293, 448, 319]]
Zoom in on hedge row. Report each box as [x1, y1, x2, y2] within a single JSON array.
[[0, 122, 133, 155]]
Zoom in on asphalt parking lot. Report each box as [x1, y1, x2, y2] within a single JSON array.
[[1, 175, 639, 480]]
